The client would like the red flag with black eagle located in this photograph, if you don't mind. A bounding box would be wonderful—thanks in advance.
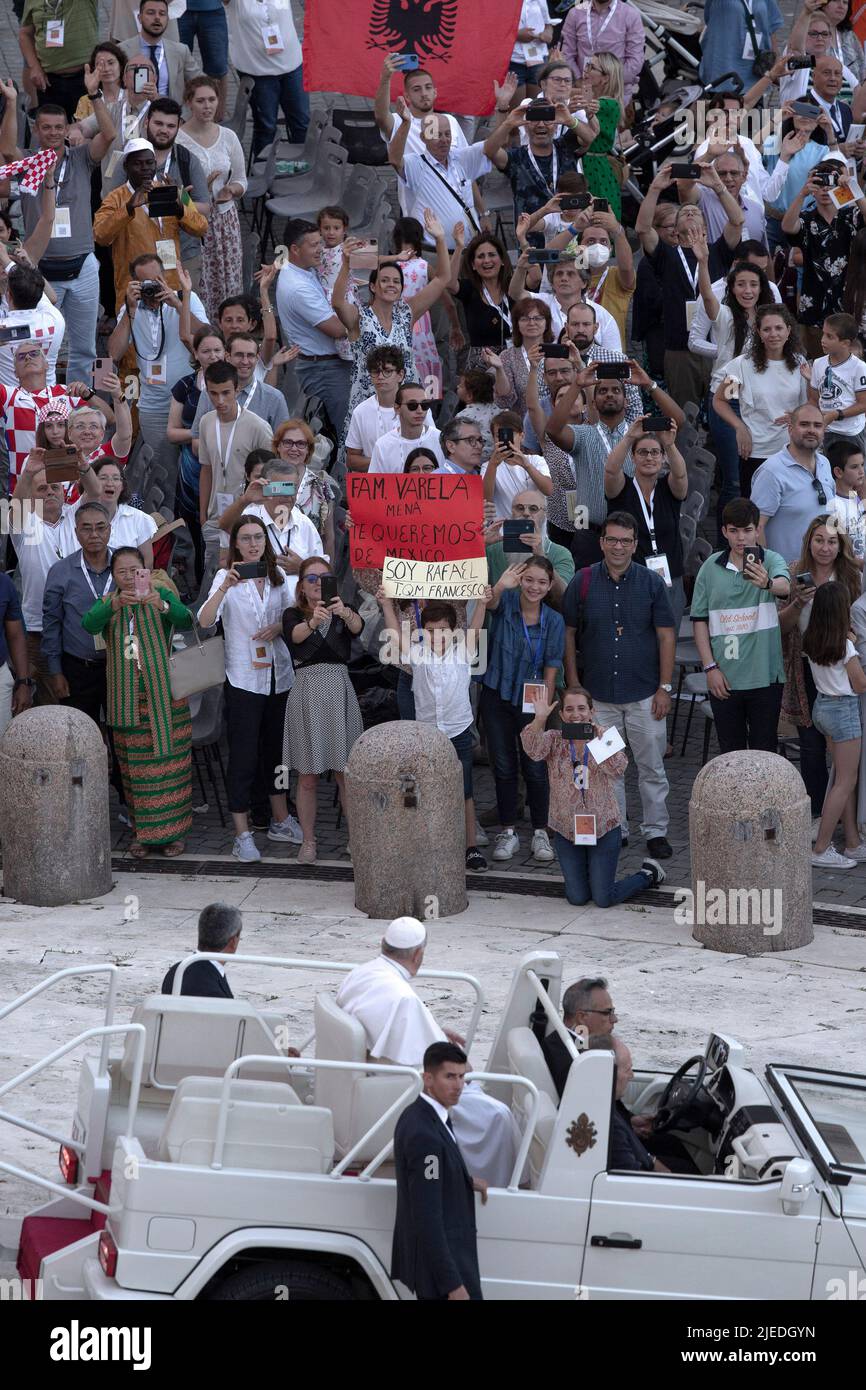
[303,0,525,116]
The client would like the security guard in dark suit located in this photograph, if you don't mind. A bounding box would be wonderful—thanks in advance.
[391,1042,488,1301]
[161,901,242,997]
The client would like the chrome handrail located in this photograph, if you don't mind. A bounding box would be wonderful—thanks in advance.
[0,965,119,1075]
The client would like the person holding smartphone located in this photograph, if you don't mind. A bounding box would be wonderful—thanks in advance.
[482,411,552,519]
[217,456,324,603]
[282,557,364,865]
[81,545,193,859]
[198,515,300,864]
[521,686,664,906]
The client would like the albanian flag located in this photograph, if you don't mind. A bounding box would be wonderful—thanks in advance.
[303,0,525,116]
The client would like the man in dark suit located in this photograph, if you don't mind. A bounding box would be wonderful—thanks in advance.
[161,902,242,997]
[542,976,615,1099]
[588,1034,671,1173]
[391,1042,488,1301]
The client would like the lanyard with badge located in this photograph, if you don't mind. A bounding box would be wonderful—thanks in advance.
[526,145,558,199]
[256,0,285,54]
[150,182,180,273]
[482,285,512,345]
[522,0,547,63]
[677,246,700,329]
[569,740,597,844]
[520,607,547,711]
[45,0,64,48]
[135,300,167,386]
[586,0,617,52]
[635,482,673,586]
[214,406,246,513]
[81,552,113,651]
[591,267,610,303]
[245,572,274,668]
[51,152,72,241]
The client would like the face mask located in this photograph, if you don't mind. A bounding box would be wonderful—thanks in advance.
[583,244,610,269]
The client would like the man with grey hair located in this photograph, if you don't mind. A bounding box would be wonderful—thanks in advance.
[542,976,615,1098]
[161,903,243,997]
[588,1035,670,1173]
[337,916,522,1186]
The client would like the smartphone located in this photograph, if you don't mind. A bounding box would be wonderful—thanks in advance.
[559,194,592,211]
[669,163,702,180]
[5,236,21,255]
[92,357,113,391]
[262,481,296,496]
[791,100,821,119]
[525,102,556,122]
[561,721,595,741]
[743,546,765,567]
[236,560,268,580]
[591,197,610,212]
[528,248,561,264]
[643,415,672,432]
[134,568,150,598]
[42,446,79,482]
[848,123,866,142]
[796,570,814,587]
[595,360,630,380]
[395,53,419,70]
[147,185,180,218]
[787,56,816,70]
[496,426,515,446]
[349,239,378,273]
[502,519,533,553]
[0,323,33,346]
[541,343,570,358]
[320,575,339,606]
[132,65,149,94]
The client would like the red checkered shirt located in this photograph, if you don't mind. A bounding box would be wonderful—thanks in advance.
[0,385,85,493]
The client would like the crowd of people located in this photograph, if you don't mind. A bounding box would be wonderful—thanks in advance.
[4,0,866,884]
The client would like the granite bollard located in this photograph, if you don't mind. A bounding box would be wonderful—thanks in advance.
[0,706,112,906]
[345,721,467,920]
[688,750,812,954]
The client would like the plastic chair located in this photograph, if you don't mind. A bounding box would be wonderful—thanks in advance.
[679,670,709,755]
[225,75,255,142]
[681,490,704,522]
[191,683,228,827]
[669,616,702,749]
[330,108,389,166]
[685,536,712,576]
[263,145,350,257]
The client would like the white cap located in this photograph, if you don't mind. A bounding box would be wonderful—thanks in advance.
[383,916,426,949]
[122,137,155,158]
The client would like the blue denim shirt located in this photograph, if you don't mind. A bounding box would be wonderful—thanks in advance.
[562,561,674,705]
[482,588,564,707]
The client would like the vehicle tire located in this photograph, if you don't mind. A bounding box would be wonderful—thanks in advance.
[209,1259,356,1301]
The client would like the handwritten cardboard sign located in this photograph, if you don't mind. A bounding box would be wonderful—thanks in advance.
[349,472,485,569]
[382,555,488,600]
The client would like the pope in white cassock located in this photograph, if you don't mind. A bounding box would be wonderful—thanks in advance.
[336,917,523,1188]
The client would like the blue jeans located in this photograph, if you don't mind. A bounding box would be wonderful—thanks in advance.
[178,8,228,76]
[48,252,99,385]
[245,66,310,158]
[553,827,649,908]
[295,357,352,446]
[707,395,741,533]
[479,684,549,829]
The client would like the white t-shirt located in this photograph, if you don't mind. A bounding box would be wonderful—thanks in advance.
[809,639,860,697]
[511,0,555,64]
[368,425,445,474]
[481,451,551,519]
[345,396,434,459]
[241,501,325,605]
[0,298,66,388]
[830,493,866,561]
[810,353,866,438]
[723,355,807,459]
[10,503,78,630]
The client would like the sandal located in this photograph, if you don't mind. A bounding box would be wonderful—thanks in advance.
[129,840,150,859]
[162,840,186,858]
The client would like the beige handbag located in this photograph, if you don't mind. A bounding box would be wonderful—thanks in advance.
[168,624,226,700]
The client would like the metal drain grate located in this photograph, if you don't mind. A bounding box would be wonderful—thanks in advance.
[94,857,866,932]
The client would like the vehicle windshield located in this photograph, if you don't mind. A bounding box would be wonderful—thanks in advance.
[788,1076,866,1174]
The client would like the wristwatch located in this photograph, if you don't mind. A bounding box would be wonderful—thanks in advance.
[660,683,672,693]
[13,677,35,689]
[82,387,94,400]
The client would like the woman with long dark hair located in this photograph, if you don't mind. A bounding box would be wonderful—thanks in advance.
[487,296,553,420]
[693,240,775,525]
[803,580,866,868]
[82,546,194,859]
[712,304,807,497]
[333,209,451,417]
[448,230,516,370]
[282,556,365,863]
[198,514,299,864]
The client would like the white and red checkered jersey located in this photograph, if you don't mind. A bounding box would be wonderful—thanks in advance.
[0,385,85,493]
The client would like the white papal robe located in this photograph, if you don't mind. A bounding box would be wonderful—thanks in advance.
[336,955,522,1188]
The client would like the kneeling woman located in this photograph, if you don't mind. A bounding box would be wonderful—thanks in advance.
[521,686,665,906]
[283,557,365,864]
[82,547,194,859]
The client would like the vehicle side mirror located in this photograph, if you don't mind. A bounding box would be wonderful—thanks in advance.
[779,1157,816,1214]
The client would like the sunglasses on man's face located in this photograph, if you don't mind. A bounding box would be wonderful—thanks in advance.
[403,400,427,412]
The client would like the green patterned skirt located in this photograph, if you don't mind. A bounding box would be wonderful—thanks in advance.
[114,697,193,845]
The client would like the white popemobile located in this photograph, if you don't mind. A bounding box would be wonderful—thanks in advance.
[1,950,864,1301]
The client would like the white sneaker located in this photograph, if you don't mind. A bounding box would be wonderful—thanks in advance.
[531,829,555,863]
[232,832,261,863]
[492,829,520,861]
[843,842,866,862]
[810,818,821,844]
[267,814,303,843]
[811,845,857,869]
[475,821,489,847]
